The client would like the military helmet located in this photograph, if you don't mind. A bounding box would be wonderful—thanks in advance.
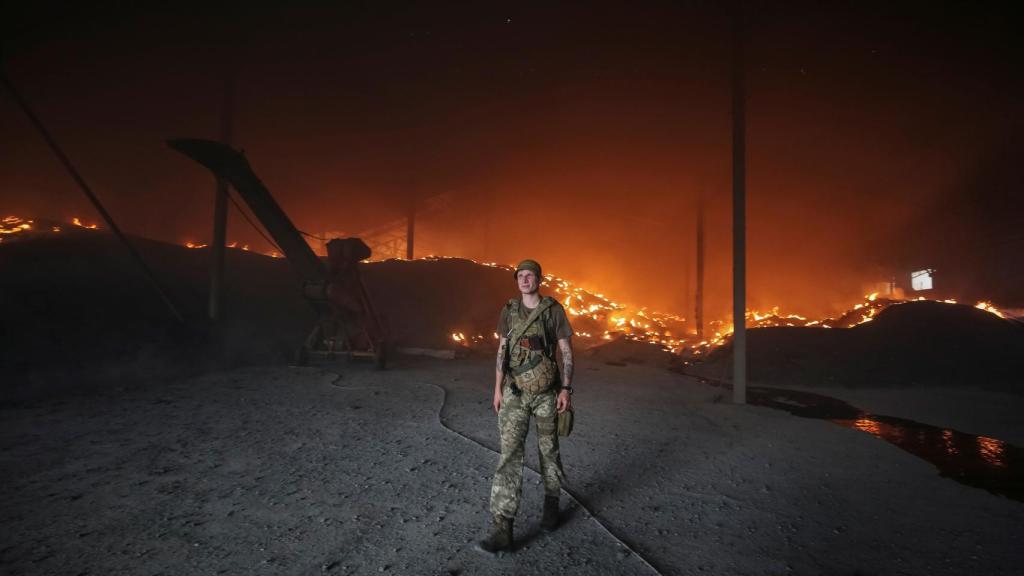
[513,259,542,279]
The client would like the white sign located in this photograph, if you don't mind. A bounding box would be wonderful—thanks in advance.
[911,269,934,291]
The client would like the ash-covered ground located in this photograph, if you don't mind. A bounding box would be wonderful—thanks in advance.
[2,355,1022,575]
[2,234,1023,575]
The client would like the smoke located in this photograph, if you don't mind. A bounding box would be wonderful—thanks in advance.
[2,1,1020,323]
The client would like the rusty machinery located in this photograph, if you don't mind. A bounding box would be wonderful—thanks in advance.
[167,139,388,368]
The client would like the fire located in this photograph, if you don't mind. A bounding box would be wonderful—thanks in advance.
[975,301,1004,318]
[1,216,33,238]
[185,240,282,258]
[1,222,1014,344]
[3,215,102,241]
[71,217,98,229]
[430,255,1013,355]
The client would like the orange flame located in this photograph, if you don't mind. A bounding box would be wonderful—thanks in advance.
[975,301,1005,318]
[71,217,98,229]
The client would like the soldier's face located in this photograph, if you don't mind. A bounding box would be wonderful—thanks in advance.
[517,270,539,294]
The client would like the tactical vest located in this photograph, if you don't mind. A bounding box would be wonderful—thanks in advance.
[505,296,559,394]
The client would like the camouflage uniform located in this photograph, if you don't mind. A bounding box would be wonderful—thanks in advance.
[489,298,572,519]
[490,384,565,518]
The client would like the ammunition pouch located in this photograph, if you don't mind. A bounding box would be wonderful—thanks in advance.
[517,336,545,350]
[557,408,574,437]
[510,352,558,394]
[502,296,558,396]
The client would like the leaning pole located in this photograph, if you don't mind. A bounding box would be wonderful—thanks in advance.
[731,8,747,404]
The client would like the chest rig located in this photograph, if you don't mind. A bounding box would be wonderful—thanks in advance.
[504,296,559,395]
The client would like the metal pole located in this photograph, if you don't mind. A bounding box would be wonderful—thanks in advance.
[682,228,690,332]
[209,74,233,322]
[696,192,705,340]
[1,71,185,324]
[731,7,747,404]
[406,194,416,259]
[482,191,492,261]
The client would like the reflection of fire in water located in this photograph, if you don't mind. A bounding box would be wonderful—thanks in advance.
[852,417,881,436]
[976,436,1007,468]
[942,430,959,456]
[844,416,1009,473]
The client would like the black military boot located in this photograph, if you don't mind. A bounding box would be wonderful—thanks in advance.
[477,515,514,553]
[541,495,559,531]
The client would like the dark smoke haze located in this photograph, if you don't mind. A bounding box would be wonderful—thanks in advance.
[3,1,1021,322]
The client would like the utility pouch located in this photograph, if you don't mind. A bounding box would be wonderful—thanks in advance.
[510,353,558,394]
[505,297,557,395]
[557,408,574,437]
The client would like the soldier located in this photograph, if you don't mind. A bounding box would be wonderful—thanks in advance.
[478,259,574,553]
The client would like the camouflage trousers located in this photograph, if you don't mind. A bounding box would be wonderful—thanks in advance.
[489,385,565,519]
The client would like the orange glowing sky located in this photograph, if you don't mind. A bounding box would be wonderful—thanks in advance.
[2,2,1022,318]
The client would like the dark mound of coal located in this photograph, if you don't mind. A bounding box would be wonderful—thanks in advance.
[362,258,516,350]
[1,235,541,400]
[0,232,315,401]
[690,301,1024,394]
[584,337,674,367]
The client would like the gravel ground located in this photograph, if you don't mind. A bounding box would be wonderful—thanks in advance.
[2,355,1022,575]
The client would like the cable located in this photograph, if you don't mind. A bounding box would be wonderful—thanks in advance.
[225,190,283,254]
[423,379,668,575]
[299,229,329,242]
[316,366,665,573]
[1,71,184,324]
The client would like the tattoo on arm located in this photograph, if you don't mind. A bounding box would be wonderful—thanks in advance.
[558,338,574,386]
[496,338,508,374]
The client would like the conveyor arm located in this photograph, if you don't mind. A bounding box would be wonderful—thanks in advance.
[167,139,327,298]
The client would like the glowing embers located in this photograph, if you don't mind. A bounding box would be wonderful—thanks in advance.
[450,332,488,345]
[2,215,101,242]
[421,255,686,352]
[975,301,1005,319]
[1,216,33,238]
[71,217,99,229]
[396,256,1013,355]
[182,240,283,258]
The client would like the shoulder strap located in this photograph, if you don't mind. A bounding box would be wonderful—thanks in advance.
[507,298,555,345]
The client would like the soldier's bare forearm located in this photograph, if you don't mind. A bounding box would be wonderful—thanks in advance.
[558,338,574,388]
[495,338,508,388]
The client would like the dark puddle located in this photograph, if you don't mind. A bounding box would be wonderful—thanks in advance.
[714,382,1024,501]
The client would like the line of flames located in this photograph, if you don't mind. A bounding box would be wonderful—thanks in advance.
[2,215,97,239]
[3,217,1009,354]
[2,215,283,258]
[183,241,282,258]
[432,256,1011,355]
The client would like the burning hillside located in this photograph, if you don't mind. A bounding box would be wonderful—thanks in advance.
[2,214,1013,365]
[688,300,1024,394]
